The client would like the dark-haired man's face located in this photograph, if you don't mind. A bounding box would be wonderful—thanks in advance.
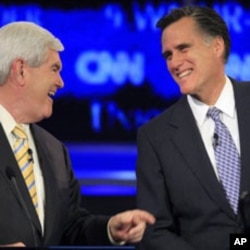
[161,16,225,105]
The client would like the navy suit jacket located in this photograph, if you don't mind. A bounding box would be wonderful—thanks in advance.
[136,79,250,250]
[0,124,111,247]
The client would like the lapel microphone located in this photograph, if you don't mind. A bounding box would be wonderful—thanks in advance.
[5,166,38,247]
[213,133,220,148]
[28,148,34,162]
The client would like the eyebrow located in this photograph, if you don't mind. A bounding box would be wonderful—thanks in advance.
[162,42,192,58]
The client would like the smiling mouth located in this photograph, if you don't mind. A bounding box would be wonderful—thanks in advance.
[48,91,55,98]
[177,69,192,79]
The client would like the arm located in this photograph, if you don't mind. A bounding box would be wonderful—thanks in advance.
[61,144,155,245]
[59,144,112,245]
[136,128,195,250]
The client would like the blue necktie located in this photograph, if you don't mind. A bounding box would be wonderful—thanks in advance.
[207,107,241,214]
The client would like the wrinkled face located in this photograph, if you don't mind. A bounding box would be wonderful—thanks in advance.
[161,17,224,101]
[23,49,64,122]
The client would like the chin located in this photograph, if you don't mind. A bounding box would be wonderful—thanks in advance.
[44,113,53,119]
[45,107,53,117]
[40,111,53,121]
[180,88,191,95]
[179,83,195,95]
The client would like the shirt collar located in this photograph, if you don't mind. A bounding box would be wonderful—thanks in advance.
[0,104,30,136]
[187,76,235,126]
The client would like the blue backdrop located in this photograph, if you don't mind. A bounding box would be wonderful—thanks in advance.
[1,1,249,195]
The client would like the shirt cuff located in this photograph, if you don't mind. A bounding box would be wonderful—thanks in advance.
[107,218,126,245]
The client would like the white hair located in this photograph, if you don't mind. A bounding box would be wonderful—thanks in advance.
[0,21,64,84]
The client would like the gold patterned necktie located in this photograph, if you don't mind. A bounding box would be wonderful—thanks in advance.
[12,124,39,215]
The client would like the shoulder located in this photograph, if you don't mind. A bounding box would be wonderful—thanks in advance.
[231,77,250,98]
[231,77,250,89]
[138,95,188,134]
[31,123,64,148]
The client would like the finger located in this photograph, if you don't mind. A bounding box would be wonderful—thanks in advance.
[136,210,155,224]
[127,220,145,236]
[126,227,145,243]
[1,242,26,247]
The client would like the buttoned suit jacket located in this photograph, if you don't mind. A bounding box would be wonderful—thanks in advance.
[136,79,250,250]
[0,124,110,247]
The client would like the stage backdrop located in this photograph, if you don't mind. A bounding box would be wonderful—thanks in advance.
[0,1,249,195]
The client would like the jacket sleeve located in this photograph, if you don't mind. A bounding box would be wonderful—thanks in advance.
[59,144,112,246]
[136,128,195,250]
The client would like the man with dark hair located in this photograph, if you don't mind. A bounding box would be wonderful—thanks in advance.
[136,5,250,250]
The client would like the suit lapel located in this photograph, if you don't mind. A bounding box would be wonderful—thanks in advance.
[169,97,235,219]
[0,124,42,233]
[0,123,19,175]
[31,125,60,242]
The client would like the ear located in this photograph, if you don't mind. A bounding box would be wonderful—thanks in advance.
[213,36,225,59]
[11,58,25,86]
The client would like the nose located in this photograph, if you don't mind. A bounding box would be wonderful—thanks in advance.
[56,75,64,89]
[168,52,183,72]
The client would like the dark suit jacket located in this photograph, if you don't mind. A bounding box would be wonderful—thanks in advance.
[136,79,250,250]
[0,124,111,247]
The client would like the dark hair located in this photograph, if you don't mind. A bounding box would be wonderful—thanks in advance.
[156,6,231,62]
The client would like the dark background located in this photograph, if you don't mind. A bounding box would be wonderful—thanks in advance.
[1,0,249,214]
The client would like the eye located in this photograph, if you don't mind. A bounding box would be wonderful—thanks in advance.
[52,65,60,72]
[163,51,172,61]
[181,47,188,53]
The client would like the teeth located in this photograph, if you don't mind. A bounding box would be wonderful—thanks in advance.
[48,91,55,97]
[178,69,192,78]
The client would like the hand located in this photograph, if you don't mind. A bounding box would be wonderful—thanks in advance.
[108,209,155,243]
[0,242,25,247]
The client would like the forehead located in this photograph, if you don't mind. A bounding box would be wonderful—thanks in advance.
[161,17,200,48]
